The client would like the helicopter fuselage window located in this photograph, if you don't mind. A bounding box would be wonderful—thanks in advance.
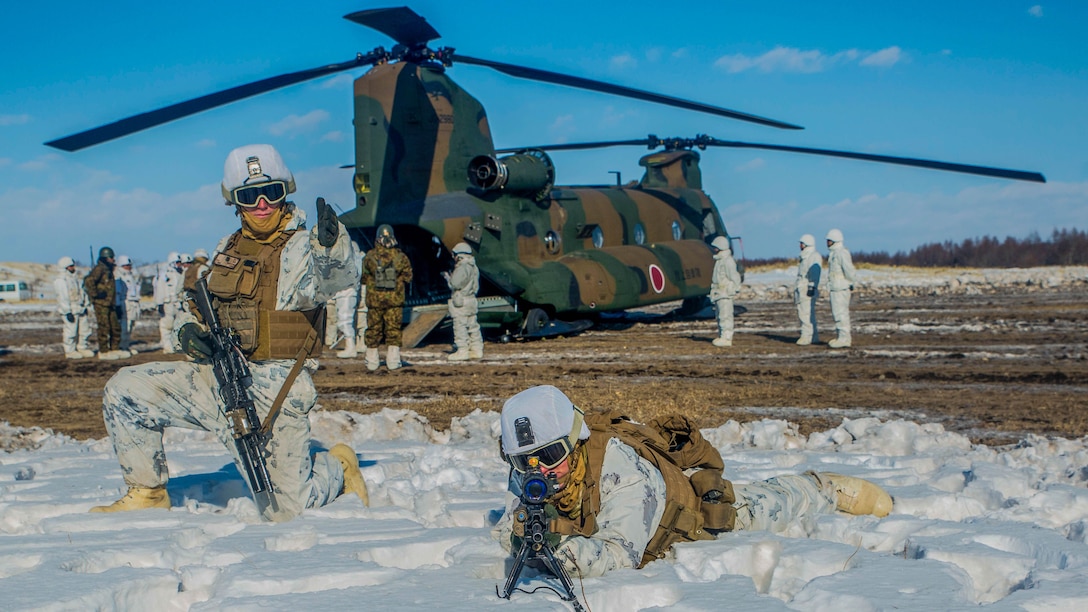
[544,230,561,255]
[591,226,604,249]
[634,223,646,245]
[671,220,683,241]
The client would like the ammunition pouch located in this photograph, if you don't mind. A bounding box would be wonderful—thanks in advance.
[375,263,397,291]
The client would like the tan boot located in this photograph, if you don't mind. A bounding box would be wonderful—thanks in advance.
[78,348,96,358]
[712,336,732,347]
[329,444,369,506]
[89,486,171,513]
[447,349,470,361]
[812,472,892,517]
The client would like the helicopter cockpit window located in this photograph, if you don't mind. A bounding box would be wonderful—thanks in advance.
[591,226,604,249]
[544,230,561,255]
[671,220,683,241]
[634,223,646,245]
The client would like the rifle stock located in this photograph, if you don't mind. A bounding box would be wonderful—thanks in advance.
[189,279,277,510]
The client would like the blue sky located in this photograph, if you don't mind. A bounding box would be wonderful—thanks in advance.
[2,1,1085,264]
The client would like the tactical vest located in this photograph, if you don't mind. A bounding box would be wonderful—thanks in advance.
[550,412,736,567]
[204,230,324,360]
[374,261,398,291]
[183,258,208,293]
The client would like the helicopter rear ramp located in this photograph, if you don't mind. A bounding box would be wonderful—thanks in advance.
[401,305,449,349]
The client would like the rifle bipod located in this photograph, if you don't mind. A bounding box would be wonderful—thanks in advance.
[497,538,585,611]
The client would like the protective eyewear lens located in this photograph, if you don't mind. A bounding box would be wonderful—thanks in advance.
[232,181,287,207]
[508,438,572,473]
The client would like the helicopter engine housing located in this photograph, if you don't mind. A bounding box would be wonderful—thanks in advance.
[468,150,554,200]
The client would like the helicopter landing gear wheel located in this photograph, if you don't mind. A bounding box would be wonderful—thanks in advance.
[523,308,550,335]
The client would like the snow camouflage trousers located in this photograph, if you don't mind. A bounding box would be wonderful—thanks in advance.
[830,289,852,340]
[732,473,836,533]
[101,359,344,522]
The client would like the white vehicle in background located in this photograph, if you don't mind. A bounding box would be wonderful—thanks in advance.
[0,280,32,302]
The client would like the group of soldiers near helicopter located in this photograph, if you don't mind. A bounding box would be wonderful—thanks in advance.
[55,226,485,368]
[58,227,855,362]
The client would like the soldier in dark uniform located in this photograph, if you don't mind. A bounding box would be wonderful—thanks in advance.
[361,224,413,371]
[84,246,127,360]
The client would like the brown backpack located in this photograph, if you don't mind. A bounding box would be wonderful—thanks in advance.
[577,412,736,566]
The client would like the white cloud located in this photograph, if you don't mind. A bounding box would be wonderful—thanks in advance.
[17,153,61,172]
[610,53,637,71]
[860,46,903,68]
[318,73,355,90]
[195,138,217,148]
[0,158,11,167]
[715,46,903,73]
[267,110,330,137]
[320,131,345,143]
[0,114,31,126]
[671,48,690,60]
[1028,5,1043,18]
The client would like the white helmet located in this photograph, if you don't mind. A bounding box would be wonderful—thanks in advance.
[179,253,194,264]
[58,256,75,268]
[167,251,180,264]
[452,242,473,256]
[500,385,591,458]
[193,248,209,260]
[826,228,844,243]
[800,234,816,247]
[221,144,296,205]
[710,236,730,253]
[116,255,132,266]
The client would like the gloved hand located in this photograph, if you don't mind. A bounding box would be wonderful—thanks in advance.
[158,304,165,316]
[95,291,107,300]
[849,284,855,291]
[806,285,815,298]
[316,197,339,248]
[509,503,560,551]
[177,323,213,359]
[65,313,75,323]
[115,305,125,319]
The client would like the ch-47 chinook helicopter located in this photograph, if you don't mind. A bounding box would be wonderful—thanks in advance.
[47,7,1045,344]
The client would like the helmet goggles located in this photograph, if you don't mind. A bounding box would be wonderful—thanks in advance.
[504,405,585,473]
[231,181,288,207]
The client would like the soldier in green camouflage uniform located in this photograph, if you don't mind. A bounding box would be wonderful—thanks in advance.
[84,246,127,360]
[361,224,412,370]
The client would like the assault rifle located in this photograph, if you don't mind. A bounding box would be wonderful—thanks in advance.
[189,278,277,513]
[498,466,585,611]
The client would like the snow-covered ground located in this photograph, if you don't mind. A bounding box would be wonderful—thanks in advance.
[3,408,1088,610]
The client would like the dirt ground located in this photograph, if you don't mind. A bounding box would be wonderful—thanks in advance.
[2,284,1086,447]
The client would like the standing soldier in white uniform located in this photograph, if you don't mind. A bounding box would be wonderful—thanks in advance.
[794,234,823,345]
[115,255,142,355]
[825,228,857,348]
[709,236,742,347]
[443,242,483,361]
[154,252,185,353]
[54,256,95,359]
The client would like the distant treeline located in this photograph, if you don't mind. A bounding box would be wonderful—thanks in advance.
[744,229,1088,268]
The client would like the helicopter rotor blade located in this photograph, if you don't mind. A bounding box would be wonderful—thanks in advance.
[506,135,1046,183]
[343,7,440,47]
[452,54,803,131]
[45,52,387,152]
[703,137,1046,183]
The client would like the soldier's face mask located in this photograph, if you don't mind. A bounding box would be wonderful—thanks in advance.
[231,181,288,208]
[504,405,585,473]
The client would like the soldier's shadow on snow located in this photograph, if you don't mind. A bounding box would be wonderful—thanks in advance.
[167,464,250,507]
[756,332,806,345]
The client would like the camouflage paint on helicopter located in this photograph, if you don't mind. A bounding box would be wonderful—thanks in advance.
[338,55,725,320]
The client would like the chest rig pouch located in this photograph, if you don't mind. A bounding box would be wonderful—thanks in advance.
[206,231,324,360]
[374,261,398,291]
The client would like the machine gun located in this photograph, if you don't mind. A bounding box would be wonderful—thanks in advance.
[189,278,277,513]
[497,462,585,611]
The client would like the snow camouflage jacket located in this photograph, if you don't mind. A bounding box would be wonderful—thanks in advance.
[446,254,479,315]
[361,243,412,309]
[154,265,184,308]
[827,242,856,291]
[796,245,823,295]
[496,413,735,577]
[54,269,90,316]
[709,250,742,301]
[175,206,358,358]
[83,261,116,306]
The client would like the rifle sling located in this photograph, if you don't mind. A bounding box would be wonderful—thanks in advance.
[259,308,325,436]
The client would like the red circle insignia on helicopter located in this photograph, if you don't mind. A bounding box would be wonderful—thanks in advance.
[648,264,666,294]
